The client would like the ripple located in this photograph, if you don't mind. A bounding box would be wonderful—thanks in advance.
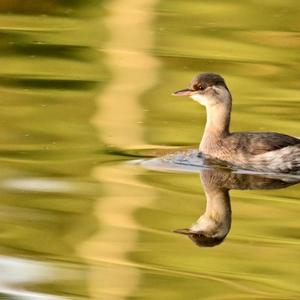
[0,75,98,90]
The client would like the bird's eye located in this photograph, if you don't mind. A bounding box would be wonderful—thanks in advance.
[192,84,206,91]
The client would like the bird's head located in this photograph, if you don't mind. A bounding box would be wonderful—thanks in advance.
[172,73,231,107]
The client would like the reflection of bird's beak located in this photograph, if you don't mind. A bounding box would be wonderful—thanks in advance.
[172,88,194,96]
[174,228,192,235]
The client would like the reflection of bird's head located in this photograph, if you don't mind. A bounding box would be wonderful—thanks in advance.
[174,228,226,247]
[174,184,231,248]
[173,168,300,248]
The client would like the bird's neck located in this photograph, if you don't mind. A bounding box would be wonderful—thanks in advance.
[205,102,231,136]
[200,102,231,152]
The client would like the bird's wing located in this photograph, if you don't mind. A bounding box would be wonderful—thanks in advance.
[226,132,300,155]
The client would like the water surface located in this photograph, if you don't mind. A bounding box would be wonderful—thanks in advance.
[0,0,299,299]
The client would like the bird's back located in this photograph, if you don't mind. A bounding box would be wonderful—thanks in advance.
[200,132,300,173]
[224,132,300,156]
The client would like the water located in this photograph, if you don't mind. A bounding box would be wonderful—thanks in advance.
[0,0,299,299]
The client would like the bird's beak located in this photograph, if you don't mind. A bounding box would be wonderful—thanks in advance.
[172,88,194,96]
[174,228,192,235]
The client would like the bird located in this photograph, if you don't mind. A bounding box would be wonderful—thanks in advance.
[172,73,300,174]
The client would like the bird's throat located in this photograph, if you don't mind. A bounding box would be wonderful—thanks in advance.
[200,104,231,152]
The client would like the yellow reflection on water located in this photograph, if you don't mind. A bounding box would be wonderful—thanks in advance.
[92,0,160,149]
[87,0,160,299]
[83,164,153,299]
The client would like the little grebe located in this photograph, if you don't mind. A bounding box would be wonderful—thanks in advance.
[173,73,300,173]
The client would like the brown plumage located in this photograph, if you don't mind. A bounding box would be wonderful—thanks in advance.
[221,132,300,155]
[173,73,300,173]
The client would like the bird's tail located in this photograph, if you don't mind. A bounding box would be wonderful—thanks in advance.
[243,144,300,174]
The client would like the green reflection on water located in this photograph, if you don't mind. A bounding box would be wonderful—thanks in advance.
[0,0,299,299]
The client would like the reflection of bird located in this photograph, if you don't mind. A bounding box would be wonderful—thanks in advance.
[174,168,300,247]
[173,73,300,174]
